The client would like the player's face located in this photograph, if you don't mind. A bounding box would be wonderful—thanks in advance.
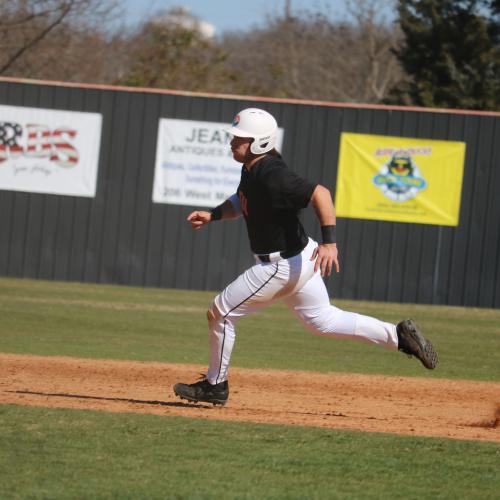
[230,136,253,163]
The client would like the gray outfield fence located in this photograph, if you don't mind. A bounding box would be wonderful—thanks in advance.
[0,77,499,308]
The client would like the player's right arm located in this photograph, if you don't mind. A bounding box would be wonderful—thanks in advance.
[309,184,340,276]
[187,194,242,230]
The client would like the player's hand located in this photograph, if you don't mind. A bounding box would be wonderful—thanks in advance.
[187,210,212,230]
[311,243,340,277]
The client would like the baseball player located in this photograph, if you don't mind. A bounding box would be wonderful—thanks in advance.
[174,108,438,406]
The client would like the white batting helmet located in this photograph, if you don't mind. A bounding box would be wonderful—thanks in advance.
[225,108,278,155]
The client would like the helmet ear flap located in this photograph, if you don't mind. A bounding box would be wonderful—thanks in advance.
[249,133,276,155]
[249,138,258,155]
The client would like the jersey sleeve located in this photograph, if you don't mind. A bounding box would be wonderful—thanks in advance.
[260,164,317,210]
[227,193,242,215]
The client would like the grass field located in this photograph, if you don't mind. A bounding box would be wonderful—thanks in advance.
[1,405,499,499]
[1,277,499,498]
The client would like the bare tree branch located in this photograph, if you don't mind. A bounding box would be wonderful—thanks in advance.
[0,0,122,78]
[0,1,73,73]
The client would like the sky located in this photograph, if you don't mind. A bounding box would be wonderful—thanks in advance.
[120,0,354,35]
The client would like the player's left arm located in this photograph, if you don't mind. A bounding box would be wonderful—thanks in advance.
[310,184,340,276]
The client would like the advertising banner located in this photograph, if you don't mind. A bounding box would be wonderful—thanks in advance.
[152,118,284,207]
[335,133,466,226]
[0,105,102,197]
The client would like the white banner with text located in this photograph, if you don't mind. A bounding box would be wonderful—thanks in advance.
[152,118,284,207]
[0,105,102,197]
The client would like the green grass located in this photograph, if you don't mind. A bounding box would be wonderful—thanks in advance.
[1,277,499,499]
[0,277,498,381]
[0,405,499,500]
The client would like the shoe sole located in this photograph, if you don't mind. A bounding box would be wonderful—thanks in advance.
[402,320,438,369]
[173,388,227,406]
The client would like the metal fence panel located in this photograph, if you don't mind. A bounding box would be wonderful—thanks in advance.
[1,79,499,307]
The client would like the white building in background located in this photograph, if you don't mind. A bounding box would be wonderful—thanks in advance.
[157,6,215,38]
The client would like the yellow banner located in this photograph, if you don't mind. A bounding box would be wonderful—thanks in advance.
[335,133,466,226]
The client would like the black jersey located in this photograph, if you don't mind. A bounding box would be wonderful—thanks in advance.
[236,155,317,255]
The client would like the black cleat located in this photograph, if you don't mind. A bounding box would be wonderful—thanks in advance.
[173,378,229,406]
[397,319,438,369]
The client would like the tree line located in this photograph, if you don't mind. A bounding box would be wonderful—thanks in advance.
[1,0,499,110]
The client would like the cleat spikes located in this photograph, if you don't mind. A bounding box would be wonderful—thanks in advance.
[397,319,438,369]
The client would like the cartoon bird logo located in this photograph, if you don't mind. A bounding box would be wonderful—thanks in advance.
[373,155,426,201]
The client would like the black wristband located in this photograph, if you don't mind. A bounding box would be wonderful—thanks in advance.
[210,206,223,221]
[321,225,336,244]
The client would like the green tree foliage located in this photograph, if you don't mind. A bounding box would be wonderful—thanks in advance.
[388,0,500,110]
[117,14,231,92]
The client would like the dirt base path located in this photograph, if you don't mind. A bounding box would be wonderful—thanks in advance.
[1,354,499,442]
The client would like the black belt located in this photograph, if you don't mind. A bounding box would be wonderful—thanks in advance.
[257,248,303,263]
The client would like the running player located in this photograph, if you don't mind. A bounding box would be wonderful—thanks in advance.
[173,108,438,406]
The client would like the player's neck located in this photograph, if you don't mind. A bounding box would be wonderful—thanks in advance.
[244,154,266,170]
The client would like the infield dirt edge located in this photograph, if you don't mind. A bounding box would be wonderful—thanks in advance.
[1,353,499,442]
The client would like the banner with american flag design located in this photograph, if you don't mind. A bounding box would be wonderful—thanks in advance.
[0,105,102,197]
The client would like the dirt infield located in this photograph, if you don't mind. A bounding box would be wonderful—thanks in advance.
[1,353,498,442]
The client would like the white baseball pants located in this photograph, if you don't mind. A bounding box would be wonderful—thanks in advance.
[206,238,398,384]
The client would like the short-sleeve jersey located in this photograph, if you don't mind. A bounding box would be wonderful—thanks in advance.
[236,155,317,255]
